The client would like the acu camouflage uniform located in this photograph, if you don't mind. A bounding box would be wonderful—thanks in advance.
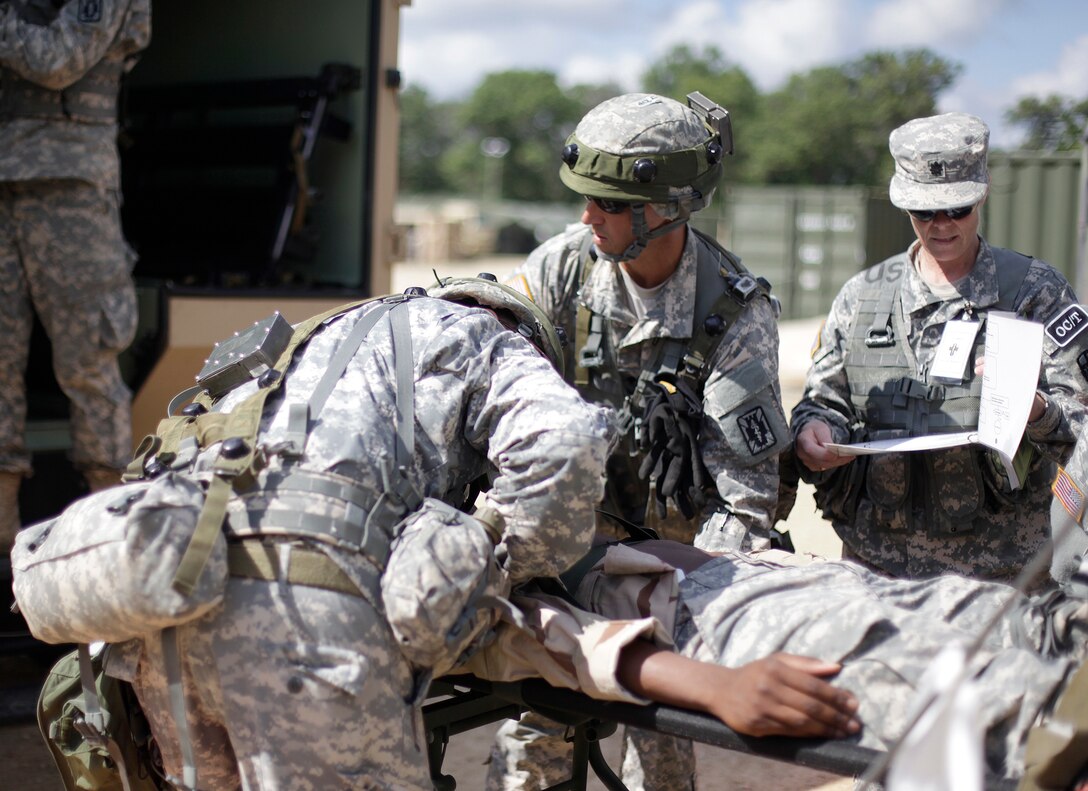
[792,112,1087,583]
[791,236,1086,582]
[492,92,788,791]
[474,539,1088,781]
[108,296,611,791]
[0,0,149,484]
[510,224,787,552]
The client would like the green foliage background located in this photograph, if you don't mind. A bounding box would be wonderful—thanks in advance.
[398,45,1087,202]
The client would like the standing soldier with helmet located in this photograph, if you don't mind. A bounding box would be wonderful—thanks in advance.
[493,91,789,791]
[0,0,151,553]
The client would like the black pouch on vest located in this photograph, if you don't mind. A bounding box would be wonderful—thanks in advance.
[923,445,984,536]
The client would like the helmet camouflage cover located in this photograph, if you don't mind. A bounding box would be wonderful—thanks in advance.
[427,275,566,372]
[559,92,727,207]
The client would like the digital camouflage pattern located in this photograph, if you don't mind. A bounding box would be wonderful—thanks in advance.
[1051,426,1088,591]
[118,296,612,790]
[510,223,787,551]
[474,541,1088,781]
[791,237,1087,581]
[0,0,151,187]
[0,0,149,478]
[0,182,137,475]
[888,113,990,211]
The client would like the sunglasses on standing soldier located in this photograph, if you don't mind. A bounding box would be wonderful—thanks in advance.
[906,204,977,222]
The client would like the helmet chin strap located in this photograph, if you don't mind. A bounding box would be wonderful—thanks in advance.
[595,204,690,263]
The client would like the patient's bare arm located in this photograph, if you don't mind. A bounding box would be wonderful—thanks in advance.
[616,641,861,739]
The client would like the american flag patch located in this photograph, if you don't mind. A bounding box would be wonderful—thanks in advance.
[1053,466,1085,524]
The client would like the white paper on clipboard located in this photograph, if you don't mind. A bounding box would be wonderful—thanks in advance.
[826,313,1043,489]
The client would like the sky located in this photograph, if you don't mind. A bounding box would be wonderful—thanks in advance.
[398,0,1088,148]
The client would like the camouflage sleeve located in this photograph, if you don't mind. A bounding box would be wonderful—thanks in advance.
[0,0,147,89]
[1015,262,1088,462]
[458,312,611,582]
[456,590,667,705]
[789,276,863,442]
[694,295,789,550]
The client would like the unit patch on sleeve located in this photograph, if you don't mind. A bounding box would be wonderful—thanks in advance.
[737,406,777,456]
[1044,304,1088,348]
[78,0,103,23]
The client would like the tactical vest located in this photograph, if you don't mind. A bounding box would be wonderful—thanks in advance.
[571,227,773,530]
[126,294,425,603]
[0,58,125,124]
[829,246,1033,538]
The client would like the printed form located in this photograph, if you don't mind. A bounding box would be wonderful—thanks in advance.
[826,312,1043,489]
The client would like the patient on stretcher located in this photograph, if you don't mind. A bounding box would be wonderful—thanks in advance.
[458,540,1088,785]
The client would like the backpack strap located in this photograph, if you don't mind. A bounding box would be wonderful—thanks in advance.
[72,644,140,791]
[170,296,389,597]
[573,232,601,387]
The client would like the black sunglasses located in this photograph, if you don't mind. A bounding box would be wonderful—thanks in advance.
[584,195,631,214]
[907,204,976,222]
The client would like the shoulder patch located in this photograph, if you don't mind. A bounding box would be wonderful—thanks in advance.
[1053,466,1085,525]
[736,406,777,456]
[1044,304,1088,348]
[78,0,102,23]
[810,319,825,359]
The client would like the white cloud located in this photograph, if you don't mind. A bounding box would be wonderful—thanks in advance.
[866,0,1007,49]
[1009,33,1088,100]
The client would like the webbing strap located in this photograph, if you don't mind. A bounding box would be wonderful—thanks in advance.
[75,645,135,791]
[308,300,400,423]
[167,298,378,595]
[172,474,232,596]
[390,300,416,472]
[162,627,198,791]
[573,232,600,387]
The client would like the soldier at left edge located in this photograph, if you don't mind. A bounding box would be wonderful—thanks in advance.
[0,0,152,553]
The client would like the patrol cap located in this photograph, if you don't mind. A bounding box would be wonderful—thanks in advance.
[428,275,565,372]
[888,112,990,211]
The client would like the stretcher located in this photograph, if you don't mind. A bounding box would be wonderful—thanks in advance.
[423,673,1021,791]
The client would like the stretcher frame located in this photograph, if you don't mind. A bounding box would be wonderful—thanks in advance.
[423,673,1021,791]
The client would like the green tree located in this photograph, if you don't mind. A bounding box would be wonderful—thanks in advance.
[397,85,457,194]
[443,70,585,202]
[1006,95,1088,151]
[744,49,959,185]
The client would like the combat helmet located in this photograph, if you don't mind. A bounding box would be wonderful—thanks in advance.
[428,274,566,372]
[559,91,733,261]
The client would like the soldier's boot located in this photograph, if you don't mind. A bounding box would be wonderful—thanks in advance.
[83,467,123,494]
[0,472,22,555]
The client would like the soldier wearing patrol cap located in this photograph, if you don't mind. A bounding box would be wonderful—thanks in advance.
[492,92,789,791]
[793,112,1088,584]
[0,0,152,552]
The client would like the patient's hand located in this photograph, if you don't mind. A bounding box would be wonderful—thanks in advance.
[705,653,860,739]
[617,642,860,740]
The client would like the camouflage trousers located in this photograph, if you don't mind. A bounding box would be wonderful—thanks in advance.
[486,712,696,791]
[129,575,432,791]
[0,179,136,475]
[675,553,1088,779]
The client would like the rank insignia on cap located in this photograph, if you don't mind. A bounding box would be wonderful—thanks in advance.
[737,406,776,456]
[1044,304,1088,348]
[1053,466,1085,525]
[78,0,103,22]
